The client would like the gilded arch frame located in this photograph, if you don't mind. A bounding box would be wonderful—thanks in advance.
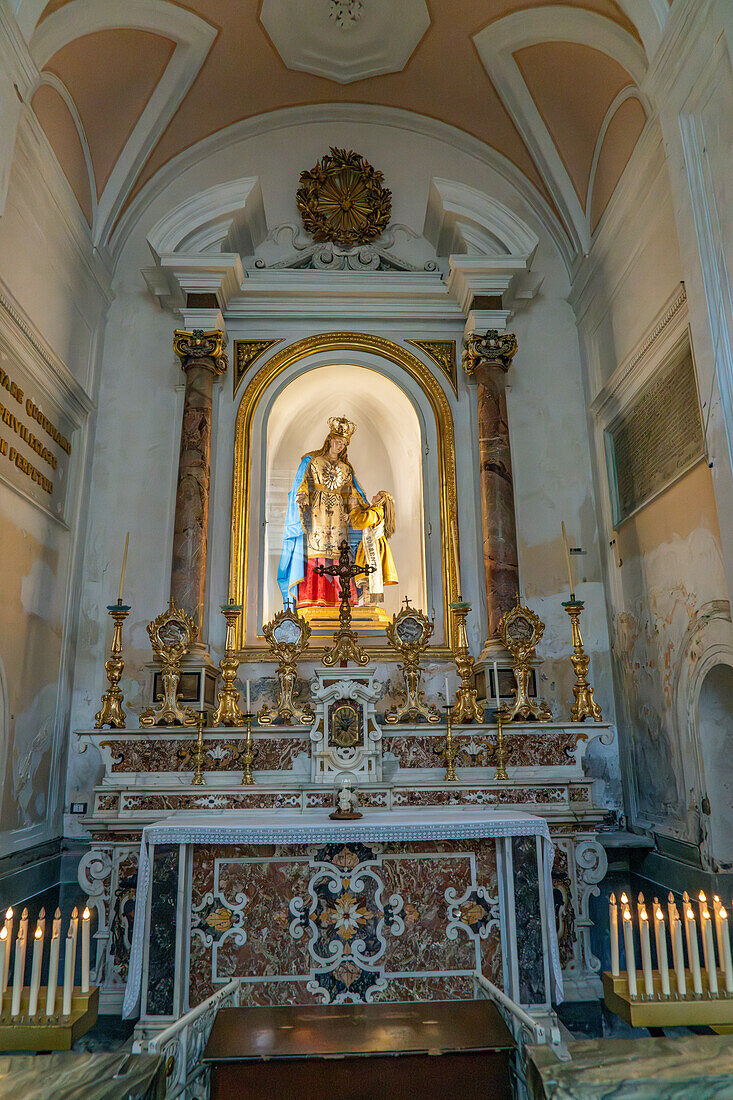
[230,332,461,655]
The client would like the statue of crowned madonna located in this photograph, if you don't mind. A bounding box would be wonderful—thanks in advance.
[277,415,398,618]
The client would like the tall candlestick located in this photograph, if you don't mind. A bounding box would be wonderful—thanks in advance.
[639,906,654,997]
[609,893,620,977]
[719,906,733,994]
[62,935,74,1016]
[622,908,637,997]
[0,928,7,1009]
[654,903,670,996]
[118,532,130,602]
[686,907,703,994]
[28,926,43,1016]
[11,933,23,1017]
[2,909,11,992]
[81,906,91,994]
[703,909,718,995]
[246,679,251,713]
[672,916,686,996]
[45,909,61,1017]
[561,521,575,598]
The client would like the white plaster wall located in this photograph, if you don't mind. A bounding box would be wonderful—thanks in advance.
[65,112,620,817]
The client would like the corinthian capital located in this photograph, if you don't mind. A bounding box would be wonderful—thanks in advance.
[462,330,518,377]
[173,329,228,375]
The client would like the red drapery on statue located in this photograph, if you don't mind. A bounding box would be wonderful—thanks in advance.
[296,557,358,609]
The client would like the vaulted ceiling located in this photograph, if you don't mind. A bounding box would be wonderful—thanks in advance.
[20,0,665,257]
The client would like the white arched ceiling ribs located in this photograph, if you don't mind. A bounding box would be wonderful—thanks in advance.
[473,5,648,258]
[35,71,98,223]
[29,0,217,248]
[614,0,668,58]
[586,85,648,230]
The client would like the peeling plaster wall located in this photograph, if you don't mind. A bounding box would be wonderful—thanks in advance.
[66,116,620,819]
[572,122,732,849]
[0,114,110,857]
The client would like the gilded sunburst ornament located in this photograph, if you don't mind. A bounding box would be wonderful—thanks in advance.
[297,148,392,248]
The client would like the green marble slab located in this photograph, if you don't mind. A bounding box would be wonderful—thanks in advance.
[0,1052,164,1100]
[527,1034,733,1099]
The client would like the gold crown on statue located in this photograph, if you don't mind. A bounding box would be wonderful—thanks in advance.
[328,415,356,441]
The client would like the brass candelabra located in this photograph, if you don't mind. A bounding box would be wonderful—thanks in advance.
[449,602,484,724]
[563,599,603,722]
[191,712,207,785]
[211,600,245,727]
[492,713,510,780]
[440,706,459,782]
[94,601,130,729]
[241,714,256,785]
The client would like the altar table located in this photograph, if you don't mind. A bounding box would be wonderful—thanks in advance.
[124,808,562,1024]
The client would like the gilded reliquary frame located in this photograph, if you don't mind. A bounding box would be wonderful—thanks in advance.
[229,332,461,656]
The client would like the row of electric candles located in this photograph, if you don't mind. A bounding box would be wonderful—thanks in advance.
[0,905,91,1018]
[610,890,733,998]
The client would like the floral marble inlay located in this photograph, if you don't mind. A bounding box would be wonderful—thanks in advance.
[383,731,582,769]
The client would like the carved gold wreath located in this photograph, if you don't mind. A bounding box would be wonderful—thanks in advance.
[297,148,392,248]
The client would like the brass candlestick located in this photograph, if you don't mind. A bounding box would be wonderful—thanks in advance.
[563,600,603,722]
[384,601,440,724]
[191,712,207,785]
[211,600,245,726]
[241,714,256,785]
[258,606,313,726]
[449,602,484,724]
[441,706,459,782]
[94,601,130,729]
[493,713,509,780]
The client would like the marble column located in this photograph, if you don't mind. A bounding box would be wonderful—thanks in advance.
[463,330,520,651]
[170,329,228,640]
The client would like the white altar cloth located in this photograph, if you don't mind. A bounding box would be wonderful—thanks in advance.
[123,808,560,1017]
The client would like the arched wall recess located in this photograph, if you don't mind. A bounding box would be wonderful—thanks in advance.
[473,6,648,256]
[29,0,216,247]
[586,86,648,231]
[230,333,460,655]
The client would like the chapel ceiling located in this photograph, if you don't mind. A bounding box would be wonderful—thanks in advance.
[22,0,660,257]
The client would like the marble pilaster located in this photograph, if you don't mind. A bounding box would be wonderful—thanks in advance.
[463,330,520,652]
[170,329,228,641]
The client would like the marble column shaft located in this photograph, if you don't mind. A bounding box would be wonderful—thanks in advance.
[463,330,520,646]
[170,330,228,639]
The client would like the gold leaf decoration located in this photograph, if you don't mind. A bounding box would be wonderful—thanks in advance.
[297,148,392,248]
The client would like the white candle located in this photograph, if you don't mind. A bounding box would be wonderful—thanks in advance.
[609,893,619,977]
[492,661,501,710]
[686,907,703,994]
[719,906,733,994]
[17,908,28,990]
[81,907,91,994]
[682,892,693,962]
[622,908,637,997]
[62,935,74,1016]
[118,531,129,602]
[444,675,450,707]
[639,906,654,997]
[0,928,7,1009]
[703,910,718,995]
[246,679,251,712]
[667,892,677,934]
[700,897,713,975]
[11,934,23,1017]
[654,904,670,996]
[2,909,11,992]
[45,909,61,1017]
[699,890,708,926]
[673,917,686,996]
[28,926,43,1016]
[714,896,725,970]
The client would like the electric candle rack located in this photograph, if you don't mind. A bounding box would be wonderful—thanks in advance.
[604,888,733,1028]
[0,902,98,1051]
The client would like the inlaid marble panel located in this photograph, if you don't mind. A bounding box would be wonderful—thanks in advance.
[383,731,583,769]
[512,835,545,1005]
[145,845,179,1016]
[103,736,309,773]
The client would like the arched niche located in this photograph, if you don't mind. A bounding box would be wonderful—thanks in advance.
[697,663,733,870]
[230,333,460,654]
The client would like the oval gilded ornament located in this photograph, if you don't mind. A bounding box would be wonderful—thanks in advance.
[297,147,392,247]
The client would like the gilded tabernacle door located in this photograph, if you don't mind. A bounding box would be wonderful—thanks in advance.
[230,333,460,655]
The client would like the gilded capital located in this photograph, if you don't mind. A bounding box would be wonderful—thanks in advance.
[462,330,518,377]
[173,329,228,375]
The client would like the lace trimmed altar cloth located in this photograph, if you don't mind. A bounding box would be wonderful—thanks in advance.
[123,808,562,1018]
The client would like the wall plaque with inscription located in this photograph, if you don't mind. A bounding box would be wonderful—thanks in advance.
[609,335,704,524]
[0,356,74,520]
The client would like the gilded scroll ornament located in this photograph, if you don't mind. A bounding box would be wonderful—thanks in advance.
[384,599,440,724]
[407,340,457,393]
[496,601,552,722]
[258,606,314,726]
[462,330,518,377]
[139,602,199,727]
[173,329,228,375]
[233,340,281,397]
[297,148,392,247]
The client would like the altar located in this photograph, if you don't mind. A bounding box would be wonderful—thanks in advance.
[123,808,561,1027]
